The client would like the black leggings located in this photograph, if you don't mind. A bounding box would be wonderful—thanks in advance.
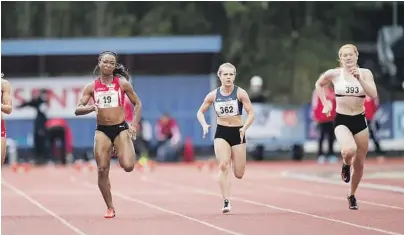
[317,121,335,157]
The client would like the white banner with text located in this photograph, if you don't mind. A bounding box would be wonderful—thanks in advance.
[5,76,96,119]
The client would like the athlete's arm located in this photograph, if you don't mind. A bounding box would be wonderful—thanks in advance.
[74,83,96,116]
[358,69,378,99]
[196,91,215,127]
[121,80,142,125]
[1,80,12,114]
[238,88,255,130]
[315,69,336,106]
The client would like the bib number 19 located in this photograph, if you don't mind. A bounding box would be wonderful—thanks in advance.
[103,96,112,104]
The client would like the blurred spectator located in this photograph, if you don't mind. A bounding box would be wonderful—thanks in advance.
[311,84,337,164]
[155,113,182,162]
[364,96,384,155]
[135,117,152,159]
[17,89,49,165]
[45,118,73,165]
[249,76,268,103]
[123,97,152,159]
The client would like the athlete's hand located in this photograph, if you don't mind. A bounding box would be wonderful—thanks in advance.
[89,104,98,114]
[349,67,360,79]
[322,100,332,117]
[202,124,211,139]
[128,123,137,140]
[239,127,246,144]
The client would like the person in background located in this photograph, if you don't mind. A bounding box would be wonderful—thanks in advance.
[249,76,268,103]
[17,89,49,165]
[45,118,73,165]
[135,117,152,159]
[155,113,182,162]
[122,81,152,161]
[364,95,384,155]
[311,83,337,164]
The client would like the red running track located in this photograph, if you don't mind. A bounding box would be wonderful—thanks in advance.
[2,158,404,235]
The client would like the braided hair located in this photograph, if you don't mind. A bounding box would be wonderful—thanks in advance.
[93,51,130,81]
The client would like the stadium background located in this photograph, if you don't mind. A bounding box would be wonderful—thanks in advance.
[1,2,404,163]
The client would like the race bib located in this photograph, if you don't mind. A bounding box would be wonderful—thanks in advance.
[95,90,119,108]
[215,100,238,117]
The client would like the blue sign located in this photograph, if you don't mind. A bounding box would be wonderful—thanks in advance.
[304,104,318,141]
[244,104,306,152]
[372,103,393,140]
[393,101,404,139]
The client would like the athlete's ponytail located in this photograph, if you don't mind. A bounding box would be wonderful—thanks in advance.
[113,63,130,81]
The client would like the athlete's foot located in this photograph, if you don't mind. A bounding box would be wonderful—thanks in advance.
[104,208,116,218]
[347,195,358,210]
[341,163,351,183]
[222,199,231,213]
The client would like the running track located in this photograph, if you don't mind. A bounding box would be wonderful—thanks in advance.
[2,158,404,235]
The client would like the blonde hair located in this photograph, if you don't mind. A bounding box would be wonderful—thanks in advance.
[338,44,359,67]
[217,62,237,77]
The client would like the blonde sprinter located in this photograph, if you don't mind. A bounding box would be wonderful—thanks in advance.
[315,44,378,210]
[197,63,254,213]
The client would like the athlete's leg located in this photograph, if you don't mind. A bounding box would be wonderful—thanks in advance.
[1,137,6,166]
[214,138,232,200]
[334,125,356,183]
[94,131,114,214]
[230,143,246,179]
[113,130,136,172]
[350,128,369,196]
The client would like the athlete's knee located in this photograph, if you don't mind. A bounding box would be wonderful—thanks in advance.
[123,163,134,172]
[97,166,109,177]
[341,146,357,159]
[234,170,244,179]
[219,160,231,172]
[352,155,365,171]
[119,153,135,172]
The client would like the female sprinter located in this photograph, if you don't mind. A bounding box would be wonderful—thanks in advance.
[196,62,255,213]
[315,44,378,210]
[1,73,13,165]
[75,51,142,218]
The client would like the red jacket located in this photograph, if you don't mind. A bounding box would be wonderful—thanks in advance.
[364,96,378,120]
[45,118,73,153]
[311,87,336,123]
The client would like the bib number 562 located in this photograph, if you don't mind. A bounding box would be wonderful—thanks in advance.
[220,106,233,114]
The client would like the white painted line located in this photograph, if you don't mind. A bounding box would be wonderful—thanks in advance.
[2,180,88,235]
[282,171,404,194]
[244,182,404,210]
[72,177,245,235]
[141,177,404,235]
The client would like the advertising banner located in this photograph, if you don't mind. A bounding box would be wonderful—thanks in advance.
[372,103,393,140]
[244,103,306,151]
[5,77,96,120]
[393,101,404,139]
